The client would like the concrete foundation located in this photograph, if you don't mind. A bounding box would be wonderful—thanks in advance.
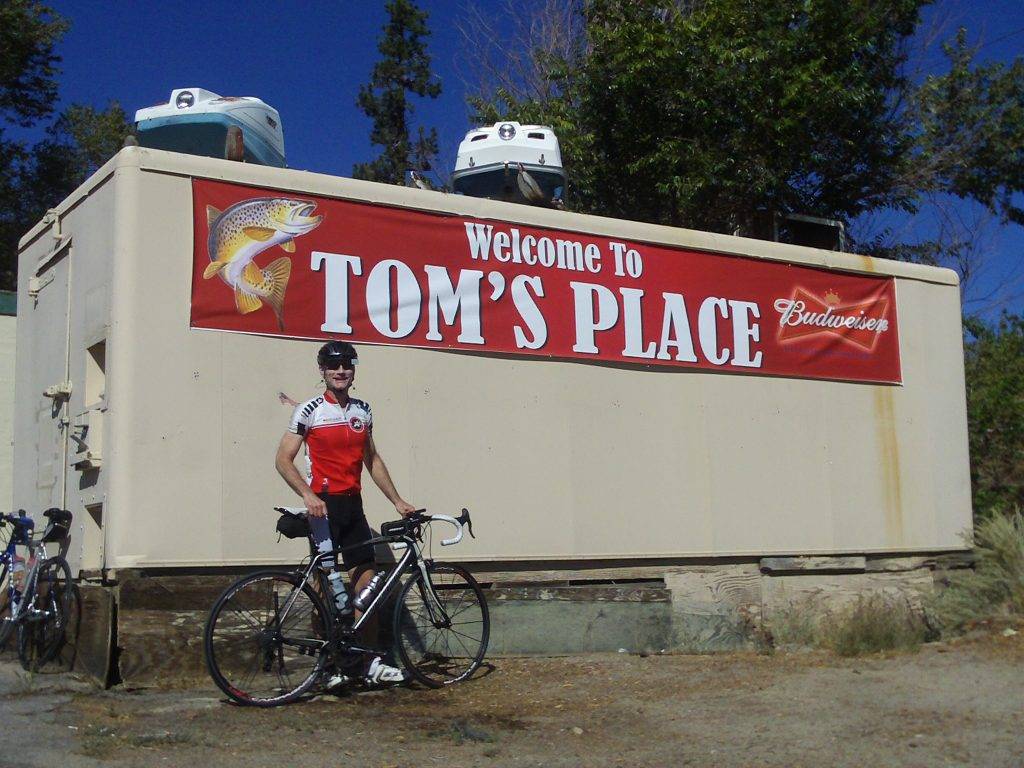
[489,584,673,655]
[49,552,969,687]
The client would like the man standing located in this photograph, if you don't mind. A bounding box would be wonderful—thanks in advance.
[276,340,414,684]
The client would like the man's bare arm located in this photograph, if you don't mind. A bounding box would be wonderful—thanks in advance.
[275,432,326,517]
[363,433,415,517]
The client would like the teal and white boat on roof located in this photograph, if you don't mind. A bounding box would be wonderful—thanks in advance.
[452,122,566,207]
[134,88,286,168]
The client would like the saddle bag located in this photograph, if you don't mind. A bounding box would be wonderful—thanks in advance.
[41,508,72,543]
[276,513,310,539]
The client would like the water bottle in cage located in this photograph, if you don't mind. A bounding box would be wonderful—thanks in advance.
[352,572,385,611]
[327,571,352,616]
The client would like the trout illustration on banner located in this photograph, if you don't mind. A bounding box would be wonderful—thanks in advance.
[203,198,323,330]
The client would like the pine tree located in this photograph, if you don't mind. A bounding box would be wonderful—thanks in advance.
[0,4,132,290]
[0,0,68,289]
[353,0,441,184]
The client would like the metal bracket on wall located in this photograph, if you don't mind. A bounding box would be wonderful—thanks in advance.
[70,408,104,470]
[27,270,55,298]
[71,450,102,471]
[43,208,61,240]
[43,381,73,399]
[32,234,72,285]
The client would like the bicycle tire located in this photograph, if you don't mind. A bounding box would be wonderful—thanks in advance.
[0,518,13,650]
[393,563,489,688]
[17,556,72,671]
[204,570,330,707]
[0,563,12,650]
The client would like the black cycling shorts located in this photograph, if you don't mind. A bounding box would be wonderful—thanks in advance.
[319,493,375,570]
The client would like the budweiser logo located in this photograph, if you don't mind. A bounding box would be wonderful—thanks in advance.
[773,288,890,351]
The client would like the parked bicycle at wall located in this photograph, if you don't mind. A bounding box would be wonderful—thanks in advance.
[0,508,74,670]
[203,508,489,707]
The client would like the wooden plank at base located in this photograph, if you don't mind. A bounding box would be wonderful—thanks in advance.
[117,608,209,687]
[759,556,867,573]
[63,584,113,685]
[468,565,672,584]
[115,574,241,687]
[663,564,763,652]
[489,585,671,603]
[865,556,930,572]
[118,574,241,610]
[761,569,935,623]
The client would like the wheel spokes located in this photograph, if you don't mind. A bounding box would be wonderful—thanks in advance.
[207,575,325,704]
[396,566,488,686]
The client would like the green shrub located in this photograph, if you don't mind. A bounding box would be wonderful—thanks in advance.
[964,316,1024,516]
[930,510,1024,631]
[769,593,926,655]
[821,594,927,656]
[768,598,822,648]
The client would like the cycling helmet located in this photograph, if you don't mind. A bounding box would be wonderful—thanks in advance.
[317,340,358,367]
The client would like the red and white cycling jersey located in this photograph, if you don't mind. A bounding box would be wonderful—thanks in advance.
[289,392,372,494]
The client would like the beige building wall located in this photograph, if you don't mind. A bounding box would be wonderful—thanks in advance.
[15,149,973,573]
[0,313,15,510]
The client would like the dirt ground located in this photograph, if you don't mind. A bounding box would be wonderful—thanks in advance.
[1,629,1022,768]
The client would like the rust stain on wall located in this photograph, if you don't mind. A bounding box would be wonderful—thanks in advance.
[874,388,904,545]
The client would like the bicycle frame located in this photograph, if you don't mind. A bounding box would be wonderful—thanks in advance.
[13,545,53,623]
[2,524,50,622]
[286,525,451,651]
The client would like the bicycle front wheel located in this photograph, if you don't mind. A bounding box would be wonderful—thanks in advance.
[17,556,72,671]
[393,563,489,688]
[204,570,329,707]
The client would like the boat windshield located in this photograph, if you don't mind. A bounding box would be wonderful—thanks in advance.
[453,166,565,204]
[136,118,285,167]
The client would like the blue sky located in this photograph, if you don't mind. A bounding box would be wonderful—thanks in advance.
[32,0,1024,315]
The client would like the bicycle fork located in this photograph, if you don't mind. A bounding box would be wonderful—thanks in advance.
[413,555,451,628]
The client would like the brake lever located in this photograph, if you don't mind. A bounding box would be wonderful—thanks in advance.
[459,507,476,539]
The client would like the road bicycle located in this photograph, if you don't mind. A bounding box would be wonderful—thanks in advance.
[0,508,73,671]
[203,508,490,707]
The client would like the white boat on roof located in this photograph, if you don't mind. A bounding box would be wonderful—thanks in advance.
[134,88,286,168]
[452,122,566,206]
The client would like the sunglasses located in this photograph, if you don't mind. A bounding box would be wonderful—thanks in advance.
[322,358,356,370]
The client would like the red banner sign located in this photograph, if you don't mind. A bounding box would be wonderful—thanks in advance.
[190,179,901,384]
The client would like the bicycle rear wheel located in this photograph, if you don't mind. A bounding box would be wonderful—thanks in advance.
[0,520,13,650]
[0,563,12,650]
[17,556,72,671]
[393,563,489,688]
[204,570,329,707]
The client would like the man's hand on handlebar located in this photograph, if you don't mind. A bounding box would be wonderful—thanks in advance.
[395,500,417,518]
[302,491,327,518]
